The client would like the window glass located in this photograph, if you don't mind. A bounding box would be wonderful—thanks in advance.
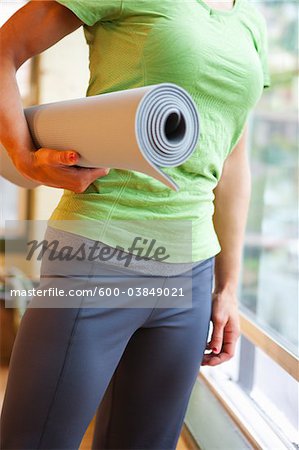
[241,0,298,355]
[200,3,298,448]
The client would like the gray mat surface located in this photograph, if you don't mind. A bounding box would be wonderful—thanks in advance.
[0,83,199,190]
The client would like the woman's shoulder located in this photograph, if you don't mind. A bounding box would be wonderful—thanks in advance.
[238,0,269,51]
[55,0,122,26]
[239,0,268,30]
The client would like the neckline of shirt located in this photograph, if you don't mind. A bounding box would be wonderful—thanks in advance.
[196,0,242,16]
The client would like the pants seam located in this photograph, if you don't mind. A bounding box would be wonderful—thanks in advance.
[36,258,96,449]
[104,366,118,449]
[142,275,169,326]
[36,307,82,449]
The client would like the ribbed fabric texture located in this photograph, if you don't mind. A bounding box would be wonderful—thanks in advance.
[52,0,270,263]
[44,226,203,276]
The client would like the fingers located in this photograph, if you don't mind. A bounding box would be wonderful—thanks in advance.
[208,316,225,354]
[202,337,236,366]
[202,320,240,367]
[32,148,111,192]
[201,351,230,366]
[201,290,241,367]
[36,149,110,175]
[67,167,110,193]
[34,148,80,166]
[86,167,110,177]
[58,151,79,165]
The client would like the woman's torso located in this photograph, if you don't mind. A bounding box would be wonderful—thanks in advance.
[50,0,269,263]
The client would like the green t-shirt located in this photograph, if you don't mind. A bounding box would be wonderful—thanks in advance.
[50,0,270,263]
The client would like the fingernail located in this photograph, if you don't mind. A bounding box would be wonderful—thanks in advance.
[68,152,77,161]
[104,168,110,175]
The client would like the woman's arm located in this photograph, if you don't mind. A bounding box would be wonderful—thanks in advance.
[202,126,250,365]
[0,1,109,192]
[213,126,251,295]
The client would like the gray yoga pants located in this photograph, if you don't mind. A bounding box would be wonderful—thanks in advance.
[0,252,215,450]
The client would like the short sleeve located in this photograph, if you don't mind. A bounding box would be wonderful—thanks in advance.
[257,15,271,89]
[55,0,122,26]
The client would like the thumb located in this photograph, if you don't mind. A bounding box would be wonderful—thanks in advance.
[208,324,224,354]
[52,150,80,166]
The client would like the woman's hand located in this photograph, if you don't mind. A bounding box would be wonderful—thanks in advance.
[15,148,110,193]
[203,125,250,367]
[1,2,109,194]
[201,288,241,366]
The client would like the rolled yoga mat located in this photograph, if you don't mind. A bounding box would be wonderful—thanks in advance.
[0,83,200,191]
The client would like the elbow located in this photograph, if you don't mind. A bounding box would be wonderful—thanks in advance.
[0,27,31,72]
[0,49,30,75]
